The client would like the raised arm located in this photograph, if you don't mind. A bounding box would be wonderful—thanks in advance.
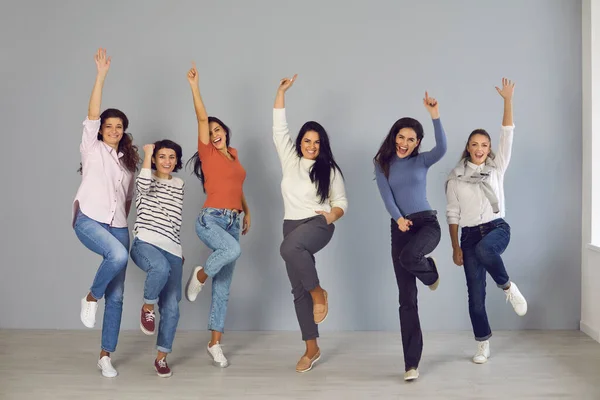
[136,144,155,196]
[274,74,296,109]
[420,91,447,167]
[187,63,210,145]
[494,78,515,172]
[88,48,110,121]
[272,75,298,166]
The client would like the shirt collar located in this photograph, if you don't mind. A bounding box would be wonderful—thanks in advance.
[101,141,124,158]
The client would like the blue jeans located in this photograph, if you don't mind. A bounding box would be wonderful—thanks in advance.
[130,238,183,353]
[195,208,242,333]
[73,210,129,353]
[461,218,511,341]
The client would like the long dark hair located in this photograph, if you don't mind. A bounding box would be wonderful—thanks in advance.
[373,117,424,178]
[152,139,183,172]
[78,108,140,174]
[461,128,496,161]
[296,121,344,204]
[186,116,230,192]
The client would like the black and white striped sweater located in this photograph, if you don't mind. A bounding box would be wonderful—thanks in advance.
[133,168,184,257]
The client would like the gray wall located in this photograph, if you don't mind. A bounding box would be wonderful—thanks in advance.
[0,0,581,332]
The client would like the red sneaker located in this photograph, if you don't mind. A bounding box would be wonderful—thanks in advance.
[140,306,155,335]
[154,358,172,378]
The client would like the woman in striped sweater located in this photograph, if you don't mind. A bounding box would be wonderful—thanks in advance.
[130,140,184,378]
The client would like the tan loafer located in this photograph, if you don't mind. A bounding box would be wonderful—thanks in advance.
[404,368,419,381]
[314,290,328,324]
[296,350,321,373]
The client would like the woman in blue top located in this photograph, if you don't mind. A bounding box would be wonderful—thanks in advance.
[373,93,447,381]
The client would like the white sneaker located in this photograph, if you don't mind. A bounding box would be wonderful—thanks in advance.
[80,296,98,328]
[473,340,490,364]
[207,342,229,368]
[97,356,118,378]
[404,368,419,381]
[185,266,205,302]
[504,282,527,316]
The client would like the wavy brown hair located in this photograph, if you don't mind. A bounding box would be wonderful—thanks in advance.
[78,108,140,173]
[373,117,424,178]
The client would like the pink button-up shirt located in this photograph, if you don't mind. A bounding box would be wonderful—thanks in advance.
[72,118,134,228]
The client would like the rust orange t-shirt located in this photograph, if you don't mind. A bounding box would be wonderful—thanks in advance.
[198,139,246,211]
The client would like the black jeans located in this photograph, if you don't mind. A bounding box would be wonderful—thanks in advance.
[390,210,441,371]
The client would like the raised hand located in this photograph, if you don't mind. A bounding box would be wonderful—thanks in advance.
[423,91,440,119]
[495,77,515,100]
[94,48,111,76]
[278,74,297,93]
[187,62,199,86]
[143,143,155,157]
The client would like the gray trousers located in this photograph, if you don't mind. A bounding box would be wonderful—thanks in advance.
[280,215,335,340]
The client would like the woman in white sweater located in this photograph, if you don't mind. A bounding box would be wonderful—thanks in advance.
[445,78,527,364]
[273,75,348,373]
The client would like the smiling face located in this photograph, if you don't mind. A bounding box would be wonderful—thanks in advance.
[209,121,227,151]
[300,130,320,160]
[100,117,124,148]
[395,127,421,158]
[152,147,177,176]
[467,133,491,165]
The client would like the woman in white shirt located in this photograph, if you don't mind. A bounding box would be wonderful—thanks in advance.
[272,75,348,373]
[445,78,527,364]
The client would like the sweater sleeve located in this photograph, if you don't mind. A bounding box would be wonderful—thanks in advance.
[136,168,153,196]
[375,164,403,221]
[328,169,348,213]
[445,179,461,225]
[421,118,447,167]
[272,108,297,170]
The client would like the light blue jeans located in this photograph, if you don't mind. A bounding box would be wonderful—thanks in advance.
[195,207,241,333]
[130,238,183,353]
[73,210,129,353]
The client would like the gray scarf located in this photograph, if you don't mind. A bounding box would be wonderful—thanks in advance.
[446,158,500,213]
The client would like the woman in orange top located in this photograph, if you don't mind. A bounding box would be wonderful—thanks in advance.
[184,63,250,368]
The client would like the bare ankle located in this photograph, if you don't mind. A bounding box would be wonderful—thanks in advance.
[197,270,208,284]
[143,304,154,312]
[86,293,97,302]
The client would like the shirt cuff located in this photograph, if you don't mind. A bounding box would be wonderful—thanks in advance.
[447,216,459,225]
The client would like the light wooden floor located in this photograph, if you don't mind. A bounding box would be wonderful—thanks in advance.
[1,330,599,399]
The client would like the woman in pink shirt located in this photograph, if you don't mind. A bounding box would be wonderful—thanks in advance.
[72,48,139,378]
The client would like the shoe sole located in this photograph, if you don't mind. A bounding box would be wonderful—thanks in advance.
[97,363,118,378]
[81,299,96,328]
[404,373,419,381]
[428,258,439,291]
[314,291,328,324]
[185,266,203,302]
[207,348,229,368]
[140,322,155,336]
[473,358,488,364]
[155,368,172,378]
[296,354,321,373]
